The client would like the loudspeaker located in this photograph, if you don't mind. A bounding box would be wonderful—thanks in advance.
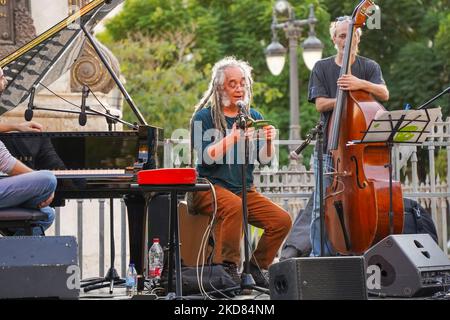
[364,234,450,297]
[269,256,367,300]
[0,236,79,299]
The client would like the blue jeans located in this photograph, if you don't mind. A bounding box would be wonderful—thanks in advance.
[0,170,57,235]
[310,152,335,256]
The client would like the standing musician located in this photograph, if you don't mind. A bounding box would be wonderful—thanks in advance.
[307,16,389,256]
[190,57,292,288]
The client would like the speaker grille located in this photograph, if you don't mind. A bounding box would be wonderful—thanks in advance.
[298,257,367,299]
[269,257,367,300]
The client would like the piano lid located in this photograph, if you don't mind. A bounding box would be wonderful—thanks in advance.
[0,0,123,116]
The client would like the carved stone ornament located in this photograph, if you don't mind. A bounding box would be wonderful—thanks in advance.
[0,0,36,59]
[70,38,120,94]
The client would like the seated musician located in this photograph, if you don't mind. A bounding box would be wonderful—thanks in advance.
[189,57,292,288]
[307,16,389,256]
[0,67,57,236]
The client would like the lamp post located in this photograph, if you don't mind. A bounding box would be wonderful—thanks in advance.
[265,1,323,144]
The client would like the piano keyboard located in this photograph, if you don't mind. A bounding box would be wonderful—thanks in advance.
[51,169,133,179]
[1,169,133,179]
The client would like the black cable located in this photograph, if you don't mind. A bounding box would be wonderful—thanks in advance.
[86,85,110,113]
[39,82,81,108]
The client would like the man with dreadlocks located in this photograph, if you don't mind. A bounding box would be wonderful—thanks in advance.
[189,57,291,288]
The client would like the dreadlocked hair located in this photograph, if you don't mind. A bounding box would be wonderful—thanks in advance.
[191,56,254,133]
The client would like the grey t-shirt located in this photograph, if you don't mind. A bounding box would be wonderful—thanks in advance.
[307,55,385,151]
[0,140,17,174]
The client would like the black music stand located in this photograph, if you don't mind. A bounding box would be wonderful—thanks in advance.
[353,107,440,234]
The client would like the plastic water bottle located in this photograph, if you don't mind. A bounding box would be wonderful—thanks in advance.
[148,238,164,286]
[125,263,137,296]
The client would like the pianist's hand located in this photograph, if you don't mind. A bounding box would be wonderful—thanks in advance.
[17,121,43,132]
[38,192,54,209]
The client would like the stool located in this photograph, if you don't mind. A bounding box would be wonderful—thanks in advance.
[179,201,211,267]
[0,208,47,236]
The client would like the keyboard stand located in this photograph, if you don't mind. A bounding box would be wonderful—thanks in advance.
[132,183,211,298]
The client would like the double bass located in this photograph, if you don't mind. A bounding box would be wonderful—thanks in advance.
[325,0,404,255]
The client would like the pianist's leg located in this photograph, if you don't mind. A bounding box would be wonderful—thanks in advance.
[0,170,57,235]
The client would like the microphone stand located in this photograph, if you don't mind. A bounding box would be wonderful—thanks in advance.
[290,122,322,160]
[417,87,450,110]
[81,105,124,294]
[236,108,269,294]
[290,122,325,256]
[316,123,325,257]
[24,94,137,130]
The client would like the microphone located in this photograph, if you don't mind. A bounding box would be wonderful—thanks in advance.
[79,85,89,126]
[290,122,324,160]
[236,100,249,116]
[24,86,36,121]
[236,100,249,129]
[290,138,311,160]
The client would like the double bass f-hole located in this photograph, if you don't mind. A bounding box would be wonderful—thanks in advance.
[331,158,341,192]
[351,155,367,189]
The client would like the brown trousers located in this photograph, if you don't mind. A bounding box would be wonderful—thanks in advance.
[193,184,292,269]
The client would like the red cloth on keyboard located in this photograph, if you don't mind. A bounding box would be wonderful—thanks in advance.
[137,168,197,185]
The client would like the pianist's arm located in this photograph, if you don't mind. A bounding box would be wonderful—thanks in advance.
[0,140,54,208]
[8,159,33,176]
[0,121,43,133]
[0,140,32,176]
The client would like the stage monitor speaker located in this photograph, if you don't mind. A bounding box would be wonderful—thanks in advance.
[0,236,79,299]
[364,234,450,297]
[269,256,367,300]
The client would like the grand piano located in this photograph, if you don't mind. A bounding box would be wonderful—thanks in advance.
[0,0,163,275]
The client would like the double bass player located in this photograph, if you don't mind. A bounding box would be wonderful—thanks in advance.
[307,15,389,256]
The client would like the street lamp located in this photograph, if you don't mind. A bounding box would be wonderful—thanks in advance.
[265,1,323,143]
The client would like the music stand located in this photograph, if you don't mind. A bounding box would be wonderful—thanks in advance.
[353,107,441,234]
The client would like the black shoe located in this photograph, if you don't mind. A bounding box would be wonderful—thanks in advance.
[249,263,269,288]
[222,261,241,285]
[280,245,302,261]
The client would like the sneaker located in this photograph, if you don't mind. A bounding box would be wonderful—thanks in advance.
[249,263,269,288]
[222,261,241,285]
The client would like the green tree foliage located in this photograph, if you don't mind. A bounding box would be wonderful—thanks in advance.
[98,32,207,136]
